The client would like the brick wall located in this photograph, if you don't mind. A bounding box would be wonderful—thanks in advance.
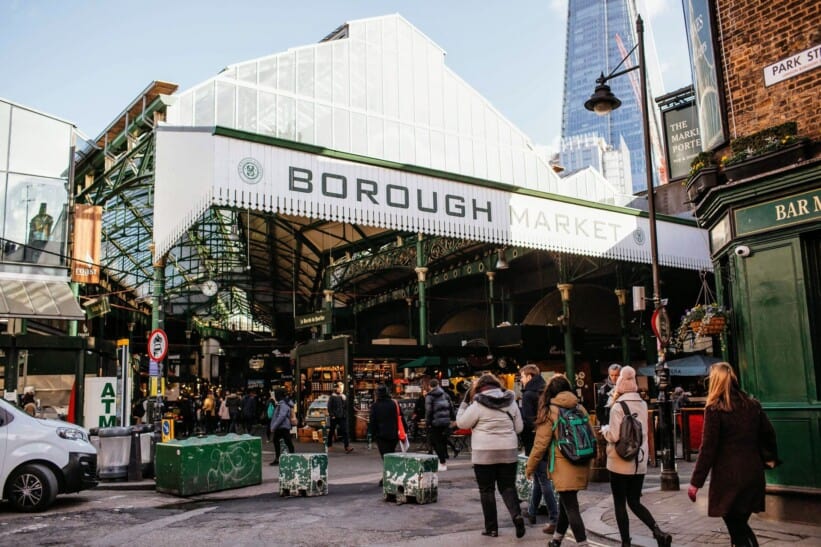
[716,0,821,148]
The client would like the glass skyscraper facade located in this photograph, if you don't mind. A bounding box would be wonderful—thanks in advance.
[560,0,664,193]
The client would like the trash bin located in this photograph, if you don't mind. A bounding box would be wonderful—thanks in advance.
[98,426,132,480]
[88,427,101,455]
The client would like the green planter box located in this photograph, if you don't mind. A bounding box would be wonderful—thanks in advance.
[155,434,262,496]
[382,452,438,504]
[279,453,328,497]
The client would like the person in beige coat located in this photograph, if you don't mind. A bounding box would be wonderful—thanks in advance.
[525,375,590,547]
[601,366,672,547]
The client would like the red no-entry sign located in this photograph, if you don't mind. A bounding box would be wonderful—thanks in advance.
[147,329,169,362]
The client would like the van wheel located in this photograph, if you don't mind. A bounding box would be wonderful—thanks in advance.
[8,464,58,512]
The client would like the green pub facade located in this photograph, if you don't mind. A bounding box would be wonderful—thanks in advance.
[687,0,821,517]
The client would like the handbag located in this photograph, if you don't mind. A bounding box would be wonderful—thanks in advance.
[395,401,410,452]
[395,401,407,441]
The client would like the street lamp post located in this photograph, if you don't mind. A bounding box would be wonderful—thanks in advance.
[584,14,679,491]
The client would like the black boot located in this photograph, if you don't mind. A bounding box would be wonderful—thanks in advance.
[621,540,631,547]
[547,541,561,547]
[652,524,672,547]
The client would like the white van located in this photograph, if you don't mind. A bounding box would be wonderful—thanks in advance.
[0,397,97,511]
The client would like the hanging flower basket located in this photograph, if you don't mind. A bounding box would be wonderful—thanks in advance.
[697,304,728,336]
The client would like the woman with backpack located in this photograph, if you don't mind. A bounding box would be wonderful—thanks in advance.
[525,375,590,547]
[600,366,672,547]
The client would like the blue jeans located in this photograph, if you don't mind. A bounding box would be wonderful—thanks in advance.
[528,459,558,523]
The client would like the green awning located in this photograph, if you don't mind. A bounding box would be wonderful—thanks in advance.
[399,356,460,369]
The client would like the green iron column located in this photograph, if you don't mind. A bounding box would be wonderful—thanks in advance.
[68,282,80,336]
[415,234,428,347]
[323,290,334,339]
[415,267,428,347]
[151,249,166,331]
[557,283,575,382]
[486,271,496,328]
[615,288,631,365]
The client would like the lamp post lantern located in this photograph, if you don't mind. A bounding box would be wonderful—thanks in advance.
[584,14,679,491]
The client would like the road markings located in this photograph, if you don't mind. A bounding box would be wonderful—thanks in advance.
[88,506,217,546]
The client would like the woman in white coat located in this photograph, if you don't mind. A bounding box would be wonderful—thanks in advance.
[456,373,525,539]
[600,366,672,547]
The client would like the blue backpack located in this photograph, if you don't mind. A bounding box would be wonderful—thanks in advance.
[549,404,596,472]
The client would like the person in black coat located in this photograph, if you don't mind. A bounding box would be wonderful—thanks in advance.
[369,384,406,457]
[519,364,558,532]
[369,383,408,486]
[689,362,778,547]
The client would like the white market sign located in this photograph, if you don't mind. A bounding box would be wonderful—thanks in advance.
[764,44,821,87]
[154,127,712,271]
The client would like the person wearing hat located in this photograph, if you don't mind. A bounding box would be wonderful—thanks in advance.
[328,382,353,453]
[601,366,673,547]
[369,383,406,485]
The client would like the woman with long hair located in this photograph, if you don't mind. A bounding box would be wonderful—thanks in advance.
[600,366,672,547]
[456,373,525,539]
[526,375,590,547]
[689,362,778,547]
[369,383,407,486]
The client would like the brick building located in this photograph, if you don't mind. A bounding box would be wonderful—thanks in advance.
[684,0,820,520]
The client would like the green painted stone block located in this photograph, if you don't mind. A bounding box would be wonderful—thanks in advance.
[279,452,328,497]
[155,434,262,496]
[382,452,438,504]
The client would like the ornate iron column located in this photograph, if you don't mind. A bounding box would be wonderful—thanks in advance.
[486,271,496,328]
[557,283,574,382]
[615,288,631,365]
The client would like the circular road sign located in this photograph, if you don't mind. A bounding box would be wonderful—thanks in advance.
[147,329,169,362]
[651,307,672,346]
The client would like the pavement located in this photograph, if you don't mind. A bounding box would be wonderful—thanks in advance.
[95,436,821,546]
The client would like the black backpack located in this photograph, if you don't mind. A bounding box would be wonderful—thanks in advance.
[549,404,596,472]
[615,400,644,470]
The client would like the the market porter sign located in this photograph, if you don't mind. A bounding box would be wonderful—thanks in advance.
[663,102,701,181]
[735,188,821,235]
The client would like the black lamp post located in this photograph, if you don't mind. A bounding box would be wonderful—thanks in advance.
[584,14,679,491]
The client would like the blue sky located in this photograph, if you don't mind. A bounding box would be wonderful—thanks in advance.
[0,0,691,150]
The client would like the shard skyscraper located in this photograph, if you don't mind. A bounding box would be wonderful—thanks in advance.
[560,0,665,194]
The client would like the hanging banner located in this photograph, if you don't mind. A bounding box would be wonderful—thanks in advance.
[71,204,103,284]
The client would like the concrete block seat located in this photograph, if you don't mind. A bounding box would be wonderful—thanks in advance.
[382,452,438,505]
[155,434,262,496]
[279,452,328,497]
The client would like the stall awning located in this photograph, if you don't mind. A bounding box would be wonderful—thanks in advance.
[638,354,721,377]
[399,356,460,369]
[0,280,85,321]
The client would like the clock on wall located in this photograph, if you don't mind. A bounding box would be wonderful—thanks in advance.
[201,280,219,297]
